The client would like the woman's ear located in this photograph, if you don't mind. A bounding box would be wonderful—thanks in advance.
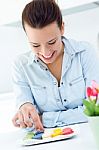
[60,22,65,35]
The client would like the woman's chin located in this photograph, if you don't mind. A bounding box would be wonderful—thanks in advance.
[42,58,55,64]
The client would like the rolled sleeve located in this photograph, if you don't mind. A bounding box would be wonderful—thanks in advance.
[42,111,61,127]
[42,106,87,128]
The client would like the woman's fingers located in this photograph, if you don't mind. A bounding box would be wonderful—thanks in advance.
[18,111,27,128]
[12,114,20,127]
[22,110,33,127]
[12,103,44,131]
[30,111,44,131]
[12,111,26,128]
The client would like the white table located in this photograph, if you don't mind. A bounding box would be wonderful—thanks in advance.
[0,123,98,150]
[0,93,98,150]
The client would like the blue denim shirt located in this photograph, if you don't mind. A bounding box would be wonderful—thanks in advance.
[12,37,99,127]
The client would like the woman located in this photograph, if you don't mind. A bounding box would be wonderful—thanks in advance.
[12,0,99,131]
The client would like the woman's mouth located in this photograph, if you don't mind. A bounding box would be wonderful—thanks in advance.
[42,51,55,60]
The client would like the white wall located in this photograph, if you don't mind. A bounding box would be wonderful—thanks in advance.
[63,7,99,50]
[0,7,99,93]
[0,27,30,93]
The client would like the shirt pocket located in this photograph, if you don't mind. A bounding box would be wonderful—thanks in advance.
[68,75,85,99]
[30,85,47,106]
[69,75,84,86]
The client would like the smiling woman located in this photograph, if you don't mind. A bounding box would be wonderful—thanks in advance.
[24,22,64,66]
[0,0,99,135]
[0,0,99,94]
[10,0,99,132]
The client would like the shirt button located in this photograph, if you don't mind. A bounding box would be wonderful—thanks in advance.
[64,99,67,102]
[43,86,46,89]
[61,82,63,85]
[69,83,72,86]
[34,60,36,63]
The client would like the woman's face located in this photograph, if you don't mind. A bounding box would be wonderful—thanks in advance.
[25,22,64,64]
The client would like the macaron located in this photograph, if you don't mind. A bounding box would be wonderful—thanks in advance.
[62,128,74,135]
[24,132,35,140]
[51,128,62,137]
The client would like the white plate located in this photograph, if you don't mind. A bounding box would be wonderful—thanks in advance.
[21,128,76,146]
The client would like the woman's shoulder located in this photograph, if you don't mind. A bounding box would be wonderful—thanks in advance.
[63,36,96,54]
[13,51,34,66]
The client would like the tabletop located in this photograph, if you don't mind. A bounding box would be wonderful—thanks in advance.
[0,123,98,150]
[0,93,98,150]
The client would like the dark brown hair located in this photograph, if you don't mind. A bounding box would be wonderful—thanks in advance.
[22,0,62,31]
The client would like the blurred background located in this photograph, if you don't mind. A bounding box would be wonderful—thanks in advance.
[0,0,99,94]
[0,0,99,136]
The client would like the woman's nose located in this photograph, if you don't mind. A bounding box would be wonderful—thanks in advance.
[41,46,51,56]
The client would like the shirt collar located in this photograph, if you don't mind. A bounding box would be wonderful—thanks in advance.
[28,51,47,69]
[62,36,86,57]
[28,50,43,65]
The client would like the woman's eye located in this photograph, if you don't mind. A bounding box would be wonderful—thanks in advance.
[32,45,40,48]
[49,40,56,45]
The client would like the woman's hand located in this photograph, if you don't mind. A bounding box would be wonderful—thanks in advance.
[12,102,44,131]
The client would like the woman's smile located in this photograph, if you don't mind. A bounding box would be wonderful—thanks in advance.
[42,51,55,60]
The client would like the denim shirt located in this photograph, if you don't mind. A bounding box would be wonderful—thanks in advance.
[12,37,99,127]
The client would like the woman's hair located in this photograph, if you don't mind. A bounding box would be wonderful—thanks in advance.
[22,0,62,31]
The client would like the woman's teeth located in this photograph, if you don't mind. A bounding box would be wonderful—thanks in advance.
[43,53,53,59]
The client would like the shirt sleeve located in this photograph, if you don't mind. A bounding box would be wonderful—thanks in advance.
[42,106,87,127]
[12,57,34,109]
[80,42,99,87]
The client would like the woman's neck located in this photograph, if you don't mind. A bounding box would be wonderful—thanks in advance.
[47,42,64,84]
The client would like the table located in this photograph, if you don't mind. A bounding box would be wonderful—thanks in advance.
[0,93,98,150]
[0,123,98,150]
